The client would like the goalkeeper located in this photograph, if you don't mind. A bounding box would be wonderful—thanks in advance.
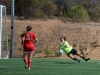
[59,37,90,63]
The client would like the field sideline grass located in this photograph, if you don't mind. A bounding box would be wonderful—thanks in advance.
[0,58,100,75]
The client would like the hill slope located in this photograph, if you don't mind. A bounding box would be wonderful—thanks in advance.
[7,18,100,59]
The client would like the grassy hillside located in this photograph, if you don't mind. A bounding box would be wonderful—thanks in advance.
[7,18,100,59]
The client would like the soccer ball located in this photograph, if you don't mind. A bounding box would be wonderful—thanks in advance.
[58,49,63,54]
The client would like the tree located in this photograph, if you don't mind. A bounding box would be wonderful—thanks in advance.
[91,6,100,22]
[15,0,42,19]
[43,1,57,18]
[0,0,11,15]
[66,5,90,22]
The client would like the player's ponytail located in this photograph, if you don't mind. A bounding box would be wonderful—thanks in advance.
[20,32,26,37]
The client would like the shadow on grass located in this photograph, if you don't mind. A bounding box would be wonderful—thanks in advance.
[35,59,77,64]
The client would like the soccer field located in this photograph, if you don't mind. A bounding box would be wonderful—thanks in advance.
[0,58,100,75]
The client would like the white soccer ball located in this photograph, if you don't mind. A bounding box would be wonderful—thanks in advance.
[58,49,63,54]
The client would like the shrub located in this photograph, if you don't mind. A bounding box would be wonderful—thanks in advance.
[90,6,100,22]
[43,1,57,18]
[66,5,90,22]
[8,38,11,48]
[55,52,62,57]
[15,0,42,19]
[44,49,53,57]
[34,11,42,19]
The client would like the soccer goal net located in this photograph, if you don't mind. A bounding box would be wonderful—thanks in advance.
[0,5,8,59]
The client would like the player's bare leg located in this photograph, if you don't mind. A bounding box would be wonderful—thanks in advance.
[27,53,32,70]
[77,52,90,61]
[23,53,28,68]
[68,54,80,63]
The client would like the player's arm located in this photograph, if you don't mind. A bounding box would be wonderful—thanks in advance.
[20,32,26,45]
[64,42,69,48]
[32,34,38,44]
[64,44,68,48]
[59,43,62,50]
[22,37,25,45]
[33,38,38,44]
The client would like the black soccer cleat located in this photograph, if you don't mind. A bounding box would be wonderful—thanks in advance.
[85,58,90,62]
[77,60,80,63]
[25,63,28,68]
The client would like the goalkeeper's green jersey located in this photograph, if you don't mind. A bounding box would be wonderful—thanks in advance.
[60,41,72,54]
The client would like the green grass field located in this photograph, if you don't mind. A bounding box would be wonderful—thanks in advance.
[0,58,100,75]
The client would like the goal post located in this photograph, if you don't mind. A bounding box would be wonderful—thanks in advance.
[0,5,8,59]
[0,5,2,59]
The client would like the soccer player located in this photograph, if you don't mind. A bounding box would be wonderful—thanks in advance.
[21,25,38,70]
[59,37,90,63]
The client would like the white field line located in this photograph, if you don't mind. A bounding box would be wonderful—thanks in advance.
[0,66,100,70]
[97,63,100,64]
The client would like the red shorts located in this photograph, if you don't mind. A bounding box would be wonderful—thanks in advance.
[23,43,34,52]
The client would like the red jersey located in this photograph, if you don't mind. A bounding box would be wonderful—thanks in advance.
[23,32,36,52]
